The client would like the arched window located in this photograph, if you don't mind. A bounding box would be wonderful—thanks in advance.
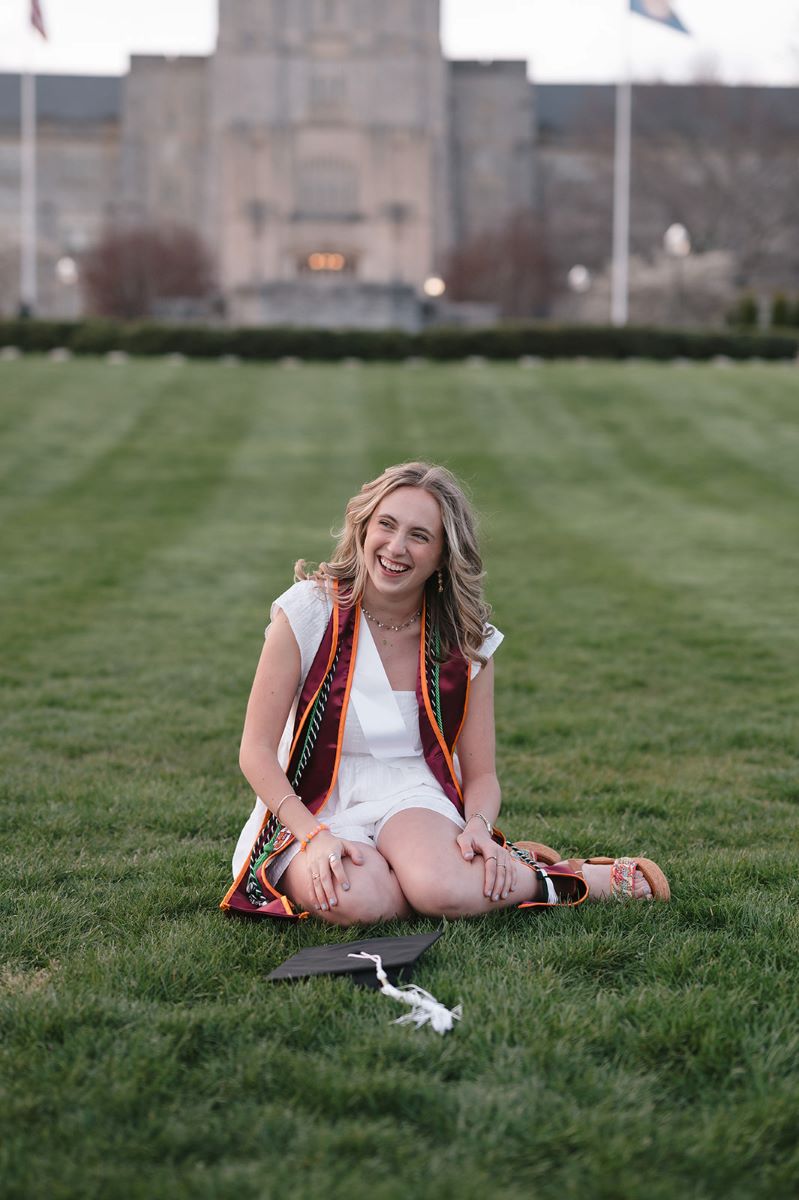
[295,159,358,219]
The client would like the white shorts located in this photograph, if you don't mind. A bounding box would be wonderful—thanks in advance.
[267,789,465,887]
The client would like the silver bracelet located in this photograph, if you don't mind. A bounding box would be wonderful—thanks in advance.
[467,811,494,837]
[274,792,299,820]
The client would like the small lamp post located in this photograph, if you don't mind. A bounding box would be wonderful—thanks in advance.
[423,276,446,298]
[567,264,591,294]
[55,255,78,285]
[55,255,79,318]
[567,264,591,320]
[663,223,691,324]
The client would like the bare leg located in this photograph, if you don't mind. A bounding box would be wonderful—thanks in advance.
[282,844,413,926]
[377,810,542,919]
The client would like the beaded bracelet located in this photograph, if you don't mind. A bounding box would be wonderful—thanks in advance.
[299,823,329,852]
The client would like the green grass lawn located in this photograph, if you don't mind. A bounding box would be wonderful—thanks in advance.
[2,356,798,1200]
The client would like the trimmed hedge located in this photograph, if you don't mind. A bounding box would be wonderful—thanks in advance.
[1,318,797,362]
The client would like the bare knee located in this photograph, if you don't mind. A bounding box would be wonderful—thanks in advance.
[322,891,406,927]
[399,872,475,920]
[322,869,411,926]
[378,813,488,919]
[287,853,412,926]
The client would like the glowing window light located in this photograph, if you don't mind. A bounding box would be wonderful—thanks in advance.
[307,252,346,272]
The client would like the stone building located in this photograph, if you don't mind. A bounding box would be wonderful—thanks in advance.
[0,0,797,326]
[0,73,121,317]
[0,0,532,325]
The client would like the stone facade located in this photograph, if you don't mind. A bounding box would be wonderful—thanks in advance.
[206,0,449,325]
[120,57,208,234]
[449,60,535,247]
[0,1,797,326]
[0,74,120,317]
[1,0,539,325]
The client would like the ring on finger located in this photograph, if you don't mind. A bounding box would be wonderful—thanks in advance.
[329,853,339,864]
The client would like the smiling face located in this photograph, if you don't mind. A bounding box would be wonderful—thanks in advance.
[362,486,444,608]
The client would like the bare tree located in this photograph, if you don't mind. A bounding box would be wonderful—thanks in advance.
[81,224,216,319]
[535,83,799,319]
[444,211,555,318]
[534,88,616,313]
[632,85,799,291]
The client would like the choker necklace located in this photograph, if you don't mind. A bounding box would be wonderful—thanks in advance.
[362,606,421,633]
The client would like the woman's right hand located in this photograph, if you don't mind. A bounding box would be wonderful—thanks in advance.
[305,832,365,912]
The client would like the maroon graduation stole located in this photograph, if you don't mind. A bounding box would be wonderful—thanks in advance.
[221,587,471,920]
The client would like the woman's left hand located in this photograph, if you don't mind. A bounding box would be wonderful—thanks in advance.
[456,821,518,901]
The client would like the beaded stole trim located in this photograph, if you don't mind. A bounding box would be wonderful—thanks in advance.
[424,613,444,734]
[244,647,341,907]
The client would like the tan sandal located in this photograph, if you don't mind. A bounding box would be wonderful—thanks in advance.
[566,855,670,902]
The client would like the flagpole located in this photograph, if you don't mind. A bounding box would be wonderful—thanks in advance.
[611,2,631,327]
[20,2,47,317]
[20,64,37,316]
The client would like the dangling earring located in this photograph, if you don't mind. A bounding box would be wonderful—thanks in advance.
[437,568,444,594]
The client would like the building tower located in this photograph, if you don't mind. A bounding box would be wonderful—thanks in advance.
[206,0,449,326]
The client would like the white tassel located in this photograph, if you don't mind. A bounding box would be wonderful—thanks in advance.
[348,952,462,1034]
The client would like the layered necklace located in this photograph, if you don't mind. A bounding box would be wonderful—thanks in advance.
[361,605,421,633]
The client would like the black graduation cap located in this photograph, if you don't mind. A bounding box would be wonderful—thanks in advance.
[267,930,443,988]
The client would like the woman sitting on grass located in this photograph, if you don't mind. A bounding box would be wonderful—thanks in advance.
[222,462,669,925]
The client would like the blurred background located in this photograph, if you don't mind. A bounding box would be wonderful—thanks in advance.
[1,0,798,330]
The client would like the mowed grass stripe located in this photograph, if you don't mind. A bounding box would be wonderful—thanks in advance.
[546,367,799,636]
[2,359,798,1200]
[1,364,266,655]
[0,361,163,509]
[455,367,798,840]
[465,364,799,657]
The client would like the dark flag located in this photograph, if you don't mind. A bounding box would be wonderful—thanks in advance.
[630,0,689,34]
[31,0,47,39]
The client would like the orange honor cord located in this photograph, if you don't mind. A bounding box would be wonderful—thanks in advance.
[220,817,288,911]
[418,598,465,807]
[221,812,270,909]
[283,602,361,918]
[221,584,342,913]
[518,891,589,910]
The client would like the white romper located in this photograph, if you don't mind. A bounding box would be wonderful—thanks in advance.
[231,579,504,887]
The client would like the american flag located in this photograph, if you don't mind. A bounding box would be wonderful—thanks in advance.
[31,0,47,39]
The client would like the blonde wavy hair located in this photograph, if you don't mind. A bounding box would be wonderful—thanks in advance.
[295,462,492,665]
